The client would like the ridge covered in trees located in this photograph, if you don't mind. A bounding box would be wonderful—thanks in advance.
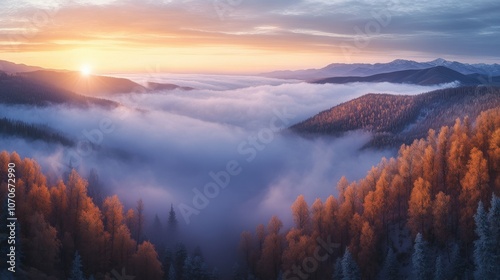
[240,108,500,279]
[0,117,73,146]
[291,86,500,148]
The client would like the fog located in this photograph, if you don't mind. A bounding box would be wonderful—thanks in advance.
[0,75,457,270]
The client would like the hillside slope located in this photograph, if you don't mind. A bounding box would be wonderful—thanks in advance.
[0,117,73,146]
[291,86,500,147]
[17,70,147,96]
[0,71,117,107]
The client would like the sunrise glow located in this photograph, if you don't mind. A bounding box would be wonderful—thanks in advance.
[80,64,92,76]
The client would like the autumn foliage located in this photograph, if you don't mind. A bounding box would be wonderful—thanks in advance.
[240,108,500,279]
[0,156,163,279]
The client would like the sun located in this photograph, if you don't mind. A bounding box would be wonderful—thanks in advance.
[80,64,92,76]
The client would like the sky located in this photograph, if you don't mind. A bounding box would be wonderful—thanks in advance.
[0,0,499,73]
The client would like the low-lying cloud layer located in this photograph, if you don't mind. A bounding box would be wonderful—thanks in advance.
[0,75,455,268]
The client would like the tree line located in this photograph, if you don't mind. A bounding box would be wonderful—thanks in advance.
[0,117,73,146]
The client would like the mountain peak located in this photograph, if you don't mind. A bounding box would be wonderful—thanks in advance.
[429,58,448,65]
[389,59,415,64]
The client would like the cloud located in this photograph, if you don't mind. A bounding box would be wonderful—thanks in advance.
[0,76,457,268]
[1,0,499,67]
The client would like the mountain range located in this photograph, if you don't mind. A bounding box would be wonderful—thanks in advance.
[312,66,500,86]
[262,58,500,80]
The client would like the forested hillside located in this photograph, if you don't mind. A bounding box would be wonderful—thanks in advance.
[240,108,500,279]
[0,118,73,146]
[0,154,217,280]
[292,86,500,147]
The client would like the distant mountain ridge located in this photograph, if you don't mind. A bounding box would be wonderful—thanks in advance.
[291,86,500,148]
[17,70,147,96]
[312,66,500,86]
[0,71,117,107]
[262,58,500,80]
[0,60,44,73]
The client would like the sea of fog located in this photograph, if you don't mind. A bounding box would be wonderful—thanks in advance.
[0,74,457,268]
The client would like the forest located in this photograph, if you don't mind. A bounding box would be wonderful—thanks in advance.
[0,117,73,147]
[292,86,500,147]
[0,153,219,279]
[0,107,499,279]
[240,108,500,279]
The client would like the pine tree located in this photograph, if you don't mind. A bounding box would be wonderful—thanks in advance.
[412,233,431,280]
[168,263,176,280]
[447,242,463,280]
[211,268,219,280]
[70,251,85,280]
[380,247,398,280]
[487,195,500,277]
[174,243,187,280]
[332,258,343,280]
[434,255,445,280]
[474,201,489,280]
[341,249,361,280]
[168,204,178,230]
[475,195,500,279]
[135,199,145,246]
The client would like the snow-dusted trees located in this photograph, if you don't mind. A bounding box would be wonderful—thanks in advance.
[70,251,85,280]
[380,247,398,280]
[341,248,361,280]
[332,258,343,280]
[412,233,432,280]
[474,196,500,279]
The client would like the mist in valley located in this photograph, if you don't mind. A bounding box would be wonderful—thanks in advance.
[0,75,457,271]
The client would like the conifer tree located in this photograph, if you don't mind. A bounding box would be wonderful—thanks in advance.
[412,233,431,280]
[168,263,176,280]
[341,249,361,280]
[332,258,343,280]
[70,251,85,280]
[380,247,398,280]
[434,255,445,280]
